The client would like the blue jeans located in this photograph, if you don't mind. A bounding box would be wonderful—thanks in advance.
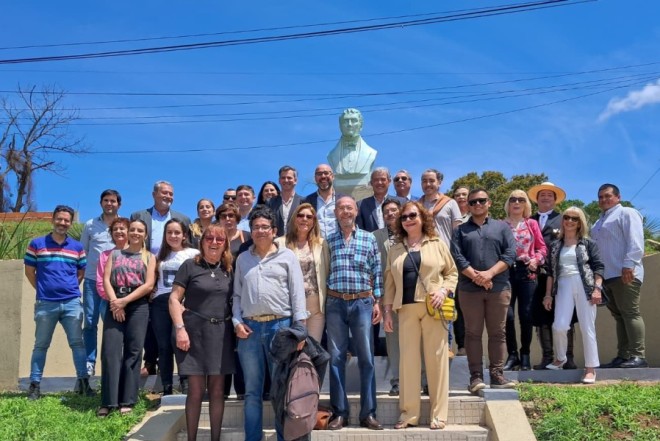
[30,297,87,383]
[82,278,107,365]
[325,296,376,421]
[237,317,291,441]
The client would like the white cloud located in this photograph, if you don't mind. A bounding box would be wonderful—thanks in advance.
[598,78,660,122]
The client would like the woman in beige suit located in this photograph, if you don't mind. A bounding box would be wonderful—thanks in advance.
[383,201,458,430]
[275,203,330,342]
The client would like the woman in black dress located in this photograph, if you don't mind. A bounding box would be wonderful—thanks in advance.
[169,224,235,441]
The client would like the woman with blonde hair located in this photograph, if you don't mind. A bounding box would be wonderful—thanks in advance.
[275,202,329,342]
[543,207,604,384]
[502,189,546,371]
[383,201,458,430]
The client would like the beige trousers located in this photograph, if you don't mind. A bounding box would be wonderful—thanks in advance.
[306,294,325,343]
[398,302,449,425]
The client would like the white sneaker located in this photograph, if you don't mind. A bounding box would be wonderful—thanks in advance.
[87,362,95,377]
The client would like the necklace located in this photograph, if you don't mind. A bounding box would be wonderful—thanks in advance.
[406,237,422,249]
[204,259,221,278]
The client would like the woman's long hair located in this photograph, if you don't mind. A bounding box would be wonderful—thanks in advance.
[284,203,321,248]
[394,201,437,243]
[157,218,192,262]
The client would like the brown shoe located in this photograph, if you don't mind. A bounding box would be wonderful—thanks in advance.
[328,415,348,430]
[359,415,383,430]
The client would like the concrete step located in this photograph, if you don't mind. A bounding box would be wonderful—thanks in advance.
[167,392,485,429]
[177,424,490,441]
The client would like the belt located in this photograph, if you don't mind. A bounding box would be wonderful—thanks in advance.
[245,314,288,323]
[114,286,136,298]
[327,289,372,301]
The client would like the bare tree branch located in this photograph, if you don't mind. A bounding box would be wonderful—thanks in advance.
[0,84,88,212]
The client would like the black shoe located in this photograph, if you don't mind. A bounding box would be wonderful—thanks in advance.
[359,415,383,430]
[328,415,348,430]
[389,384,399,396]
[503,352,521,371]
[74,378,95,397]
[422,385,429,396]
[162,384,173,396]
[262,392,270,401]
[619,357,648,369]
[520,354,531,371]
[533,356,553,370]
[600,356,628,368]
[28,382,41,400]
[564,357,578,370]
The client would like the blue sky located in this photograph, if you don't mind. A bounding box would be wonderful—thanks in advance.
[2,1,659,223]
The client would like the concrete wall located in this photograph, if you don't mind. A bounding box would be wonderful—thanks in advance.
[1,254,659,389]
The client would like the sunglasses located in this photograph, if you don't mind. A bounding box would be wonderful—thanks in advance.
[468,198,489,206]
[223,195,236,201]
[563,215,580,222]
[204,236,226,243]
[508,197,527,204]
[296,213,314,220]
[218,213,235,220]
[400,212,419,222]
[393,176,409,183]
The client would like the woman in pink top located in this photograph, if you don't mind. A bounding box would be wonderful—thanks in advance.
[96,218,130,299]
[502,190,547,371]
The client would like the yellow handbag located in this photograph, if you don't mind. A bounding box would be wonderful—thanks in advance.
[425,292,457,323]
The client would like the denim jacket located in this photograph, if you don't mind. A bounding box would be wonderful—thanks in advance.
[547,238,604,300]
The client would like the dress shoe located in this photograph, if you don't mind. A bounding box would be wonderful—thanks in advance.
[389,383,399,396]
[520,354,531,371]
[581,371,597,384]
[619,357,648,369]
[28,382,41,400]
[563,356,578,370]
[503,352,521,371]
[600,356,628,369]
[328,415,348,430]
[359,415,383,430]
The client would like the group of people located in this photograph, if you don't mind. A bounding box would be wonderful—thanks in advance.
[23,161,647,439]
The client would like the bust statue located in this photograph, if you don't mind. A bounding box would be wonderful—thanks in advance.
[327,108,377,200]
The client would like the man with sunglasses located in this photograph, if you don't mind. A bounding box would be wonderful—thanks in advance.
[267,165,303,237]
[592,184,647,369]
[393,170,418,201]
[450,189,517,394]
[222,188,237,203]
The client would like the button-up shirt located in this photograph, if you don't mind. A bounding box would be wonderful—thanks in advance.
[316,191,337,239]
[232,243,308,326]
[327,227,382,298]
[150,208,171,255]
[591,204,645,282]
[450,217,516,292]
[80,215,115,280]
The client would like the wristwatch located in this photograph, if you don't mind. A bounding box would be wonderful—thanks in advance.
[174,323,185,330]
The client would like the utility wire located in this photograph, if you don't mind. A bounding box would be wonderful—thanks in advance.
[80,76,647,154]
[630,165,660,202]
[0,0,594,65]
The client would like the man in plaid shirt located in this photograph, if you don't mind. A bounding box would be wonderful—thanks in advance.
[325,196,383,431]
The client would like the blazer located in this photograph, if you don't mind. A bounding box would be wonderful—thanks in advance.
[532,211,561,273]
[384,236,458,311]
[356,194,406,232]
[130,207,192,252]
[372,227,392,276]
[267,193,304,237]
[303,190,346,208]
[275,236,331,313]
[547,238,604,300]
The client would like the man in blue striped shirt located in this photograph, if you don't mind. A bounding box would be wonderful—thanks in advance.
[325,196,383,431]
[24,205,90,400]
[592,184,647,369]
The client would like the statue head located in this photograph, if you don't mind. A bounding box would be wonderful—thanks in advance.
[339,108,363,138]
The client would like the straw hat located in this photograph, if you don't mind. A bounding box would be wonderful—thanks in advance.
[528,182,566,204]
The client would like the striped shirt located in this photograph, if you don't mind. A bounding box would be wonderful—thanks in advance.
[24,234,86,301]
[327,228,382,298]
[591,204,645,282]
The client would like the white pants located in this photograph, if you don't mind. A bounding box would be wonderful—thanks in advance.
[552,274,600,368]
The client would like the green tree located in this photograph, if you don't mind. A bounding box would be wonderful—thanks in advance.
[448,171,548,219]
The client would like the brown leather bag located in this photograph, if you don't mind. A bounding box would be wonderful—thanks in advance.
[314,405,333,430]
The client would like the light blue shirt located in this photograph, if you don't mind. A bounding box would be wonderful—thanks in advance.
[80,215,115,280]
[316,191,337,239]
[150,208,171,255]
[591,204,645,282]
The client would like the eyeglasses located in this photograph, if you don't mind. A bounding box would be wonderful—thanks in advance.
[223,195,236,201]
[204,236,226,243]
[218,213,235,220]
[468,198,489,206]
[296,213,314,220]
[393,176,409,183]
[315,171,332,177]
[563,215,580,222]
[400,212,419,222]
[251,225,273,232]
[508,197,527,204]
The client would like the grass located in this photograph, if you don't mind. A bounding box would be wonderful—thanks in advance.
[518,382,660,441]
[0,390,155,441]
[0,220,82,260]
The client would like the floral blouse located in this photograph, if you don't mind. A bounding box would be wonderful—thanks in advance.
[506,218,547,264]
